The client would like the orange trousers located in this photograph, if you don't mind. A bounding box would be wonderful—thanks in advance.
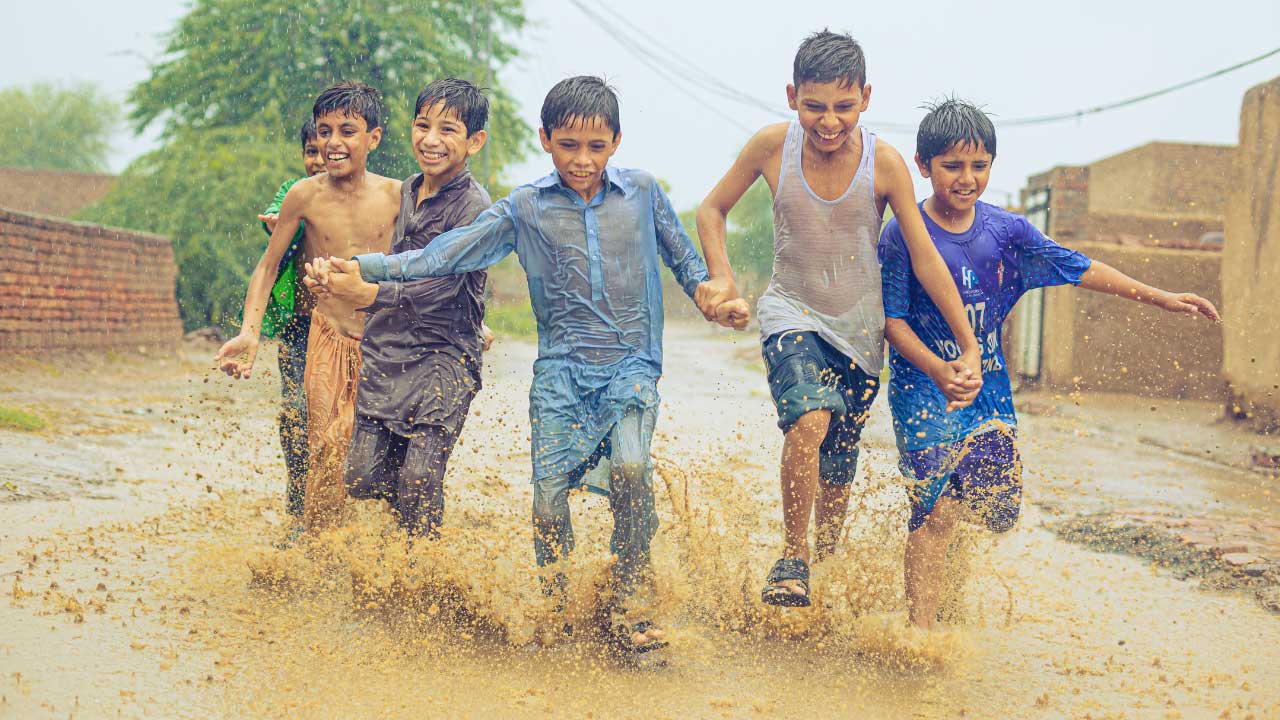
[302,312,363,530]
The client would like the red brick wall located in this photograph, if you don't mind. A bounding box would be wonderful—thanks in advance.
[0,209,182,353]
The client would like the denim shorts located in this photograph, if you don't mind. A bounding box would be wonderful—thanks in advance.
[762,330,880,485]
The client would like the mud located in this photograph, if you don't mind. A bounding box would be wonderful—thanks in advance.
[2,326,1279,719]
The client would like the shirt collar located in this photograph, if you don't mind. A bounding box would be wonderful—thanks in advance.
[408,167,473,203]
[533,167,635,199]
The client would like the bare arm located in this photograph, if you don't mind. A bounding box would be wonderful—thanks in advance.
[884,318,980,411]
[693,124,784,318]
[878,142,982,377]
[1077,261,1220,321]
[213,181,309,379]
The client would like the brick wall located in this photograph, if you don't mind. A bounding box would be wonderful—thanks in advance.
[1087,142,1236,219]
[0,209,182,353]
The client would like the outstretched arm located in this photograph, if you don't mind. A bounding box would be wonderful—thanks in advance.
[693,125,781,319]
[354,197,517,282]
[878,142,982,380]
[214,181,309,379]
[1078,261,1220,321]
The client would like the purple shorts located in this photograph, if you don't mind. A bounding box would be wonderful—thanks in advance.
[900,428,1022,533]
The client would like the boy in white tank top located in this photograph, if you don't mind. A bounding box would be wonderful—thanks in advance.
[695,30,984,607]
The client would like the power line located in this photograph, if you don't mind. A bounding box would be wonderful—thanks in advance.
[1001,46,1280,126]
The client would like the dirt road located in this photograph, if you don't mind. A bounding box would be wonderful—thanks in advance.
[2,323,1277,719]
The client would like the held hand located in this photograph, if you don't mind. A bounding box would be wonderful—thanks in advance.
[956,346,983,382]
[1156,292,1221,322]
[482,323,495,352]
[213,333,260,380]
[926,358,981,412]
[257,213,278,233]
[318,257,376,306]
[303,260,332,299]
[713,298,751,331]
[694,276,739,322]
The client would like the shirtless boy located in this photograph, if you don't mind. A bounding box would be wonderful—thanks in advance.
[695,30,983,606]
[215,81,401,531]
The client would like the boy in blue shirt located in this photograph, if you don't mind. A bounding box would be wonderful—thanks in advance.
[878,99,1220,631]
[308,76,749,654]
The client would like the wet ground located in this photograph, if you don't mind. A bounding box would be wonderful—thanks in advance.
[1,323,1278,719]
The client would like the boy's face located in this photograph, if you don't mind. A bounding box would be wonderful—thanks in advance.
[538,115,621,201]
[412,101,486,182]
[917,141,993,215]
[302,138,325,177]
[315,110,382,179]
[787,80,871,154]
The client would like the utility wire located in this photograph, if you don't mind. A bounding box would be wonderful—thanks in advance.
[999,45,1280,125]
[575,2,1280,132]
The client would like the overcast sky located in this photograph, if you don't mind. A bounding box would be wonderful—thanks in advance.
[6,0,1280,209]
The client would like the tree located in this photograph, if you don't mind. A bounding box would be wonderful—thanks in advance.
[679,179,776,289]
[128,0,529,184]
[86,0,531,330]
[82,127,296,330]
[0,83,119,173]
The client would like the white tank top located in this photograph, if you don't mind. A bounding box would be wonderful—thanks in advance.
[756,121,886,374]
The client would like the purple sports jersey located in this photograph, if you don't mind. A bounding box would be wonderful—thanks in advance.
[877,201,1092,451]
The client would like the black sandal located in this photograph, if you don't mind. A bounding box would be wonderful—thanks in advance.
[762,557,811,607]
[607,616,669,655]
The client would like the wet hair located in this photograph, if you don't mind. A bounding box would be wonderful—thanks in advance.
[415,78,489,137]
[793,30,866,90]
[916,98,997,167]
[299,117,317,149]
[312,81,383,131]
[540,76,620,139]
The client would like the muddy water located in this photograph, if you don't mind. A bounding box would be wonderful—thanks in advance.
[2,328,1278,719]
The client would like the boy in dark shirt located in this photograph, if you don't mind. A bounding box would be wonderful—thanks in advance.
[317,79,494,537]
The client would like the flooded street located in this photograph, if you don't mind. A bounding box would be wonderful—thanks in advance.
[2,323,1278,719]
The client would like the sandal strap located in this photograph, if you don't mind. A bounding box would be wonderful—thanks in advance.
[766,557,809,585]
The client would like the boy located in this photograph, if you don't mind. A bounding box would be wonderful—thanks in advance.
[695,30,983,607]
[309,76,748,653]
[215,81,401,532]
[313,78,495,538]
[256,117,326,524]
[878,98,1220,630]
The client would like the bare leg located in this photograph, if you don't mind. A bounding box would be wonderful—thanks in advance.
[774,409,831,597]
[813,477,851,562]
[904,496,960,630]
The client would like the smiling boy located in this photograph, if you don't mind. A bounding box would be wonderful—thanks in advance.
[308,76,748,654]
[695,30,983,607]
[306,79,495,539]
[216,81,401,532]
[878,98,1220,630]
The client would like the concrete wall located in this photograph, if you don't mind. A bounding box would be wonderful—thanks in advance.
[1087,142,1236,219]
[0,167,115,218]
[0,209,182,353]
[1222,76,1280,429]
[1038,243,1224,400]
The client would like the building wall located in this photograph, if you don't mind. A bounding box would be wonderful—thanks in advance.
[1087,142,1236,219]
[0,209,182,353]
[1038,243,1223,400]
[0,167,115,218]
[1222,76,1280,429]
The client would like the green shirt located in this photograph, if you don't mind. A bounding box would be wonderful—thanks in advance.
[259,177,306,338]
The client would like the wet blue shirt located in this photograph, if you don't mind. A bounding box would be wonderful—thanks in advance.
[355,167,709,480]
[878,201,1092,451]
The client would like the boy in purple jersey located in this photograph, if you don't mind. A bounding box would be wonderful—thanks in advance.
[877,99,1220,631]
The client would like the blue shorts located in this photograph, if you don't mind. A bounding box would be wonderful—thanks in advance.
[762,331,880,485]
[900,428,1021,533]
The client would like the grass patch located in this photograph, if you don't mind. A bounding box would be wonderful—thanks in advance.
[485,297,538,339]
[0,405,46,432]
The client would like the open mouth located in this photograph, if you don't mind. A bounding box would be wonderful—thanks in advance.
[567,170,595,181]
[327,153,350,163]
[815,129,844,143]
[951,188,977,199]
[419,150,448,163]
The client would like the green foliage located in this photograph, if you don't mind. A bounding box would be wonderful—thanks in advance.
[128,0,530,184]
[0,405,47,432]
[81,127,297,330]
[0,83,119,173]
[679,178,775,284]
[485,297,538,339]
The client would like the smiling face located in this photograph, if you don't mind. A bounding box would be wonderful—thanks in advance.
[301,138,325,177]
[918,140,993,217]
[787,80,871,155]
[315,110,381,179]
[538,115,620,202]
[411,100,486,184]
